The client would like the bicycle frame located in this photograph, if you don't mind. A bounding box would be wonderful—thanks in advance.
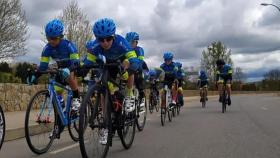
[45,78,75,126]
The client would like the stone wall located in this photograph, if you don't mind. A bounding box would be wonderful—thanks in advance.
[0,83,279,112]
[0,83,44,112]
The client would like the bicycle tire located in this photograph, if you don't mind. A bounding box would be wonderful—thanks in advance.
[0,105,5,150]
[79,86,111,158]
[25,90,56,154]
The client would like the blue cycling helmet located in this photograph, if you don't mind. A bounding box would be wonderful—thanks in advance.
[149,69,157,76]
[176,62,182,68]
[163,52,173,60]
[125,32,139,42]
[85,40,95,50]
[199,70,207,78]
[93,18,116,38]
[45,19,64,37]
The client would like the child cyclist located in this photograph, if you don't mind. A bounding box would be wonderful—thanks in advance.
[35,19,80,138]
[160,52,178,107]
[83,18,140,144]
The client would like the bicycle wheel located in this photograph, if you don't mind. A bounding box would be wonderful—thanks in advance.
[136,95,147,131]
[168,104,172,122]
[149,94,154,114]
[155,96,160,112]
[172,105,176,117]
[0,105,5,150]
[177,103,181,115]
[25,90,56,154]
[160,107,166,126]
[202,91,206,108]
[79,86,111,158]
[68,109,79,142]
[118,107,136,149]
[222,91,226,113]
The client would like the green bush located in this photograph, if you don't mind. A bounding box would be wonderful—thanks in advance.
[0,72,21,83]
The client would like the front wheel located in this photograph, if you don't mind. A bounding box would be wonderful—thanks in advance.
[25,90,56,154]
[79,86,111,158]
[0,105,5,150]
[136,96,147,131]
[167,105,172,122]
[149,95,154,114]
[118,109,136,149]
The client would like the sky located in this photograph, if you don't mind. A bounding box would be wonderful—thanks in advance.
[17,0,280,82]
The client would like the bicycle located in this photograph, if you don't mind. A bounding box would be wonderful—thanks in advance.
[148,79,160,114]
[79,62,137,158]
[161,83,173,126]
[25,69,82,154]
[0,105,5,150]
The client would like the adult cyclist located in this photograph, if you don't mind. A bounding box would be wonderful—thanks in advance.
[197,70,209,102]
[83,18,140,144]
[216,59,233,105]
[160,52,178,107]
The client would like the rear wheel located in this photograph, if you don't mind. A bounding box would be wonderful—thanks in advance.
[0,105,5,150]
[79,87,111,158]
[25,90,56,154]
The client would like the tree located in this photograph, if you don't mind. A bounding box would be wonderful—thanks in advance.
[58,0,92,58]
[0,0,28,59]
[264,69,280,81]
[234,67,246,83]
[0,62,12,73]
[200,41,233,81]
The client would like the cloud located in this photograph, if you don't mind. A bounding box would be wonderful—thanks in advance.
[16,0,280,82]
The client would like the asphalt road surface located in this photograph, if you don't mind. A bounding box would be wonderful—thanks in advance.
[1,94,280,158]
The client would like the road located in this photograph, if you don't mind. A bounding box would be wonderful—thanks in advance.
[1,94,280,158]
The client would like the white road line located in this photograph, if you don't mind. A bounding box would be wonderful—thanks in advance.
[261,107,268,110]
[50,143,79,154]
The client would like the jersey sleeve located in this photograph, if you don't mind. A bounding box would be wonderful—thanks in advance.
[119,36,139,71]
[39,45,50,71]
[137,47,144,60]
[82,40,99,66]
[67,42,80,66]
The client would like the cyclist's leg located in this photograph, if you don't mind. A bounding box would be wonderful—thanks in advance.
[225,79,232,105]
[217,79,224,102]
[67,72,79,98]
[170,81,177,104]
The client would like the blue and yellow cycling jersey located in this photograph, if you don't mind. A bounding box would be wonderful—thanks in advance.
[83,34,139,71]
[134,46,144,61]
[160,62,178,78]
[216,64,233,81]
[149,68,164,80]
[216,64,232,76]
[198,73,208,81]
[177,69,185,79]
[39,39,79,71]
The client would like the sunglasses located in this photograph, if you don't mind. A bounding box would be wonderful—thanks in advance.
[98,36,114,43]
[47,36,61,41]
